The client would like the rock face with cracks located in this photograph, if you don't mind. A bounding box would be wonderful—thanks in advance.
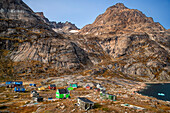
[0,0,92,73]
[0,1,169,81]
[78,3,170,81]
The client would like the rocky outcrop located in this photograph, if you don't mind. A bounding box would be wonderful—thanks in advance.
[35,12,79,33]
[80,3,165,37]
[0,1,169,81]
[78,3,170,81]
[0,0,92,74]
[11,38,92,72]
[52,21,79,34]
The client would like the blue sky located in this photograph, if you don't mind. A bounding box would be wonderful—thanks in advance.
[23,0,170,29]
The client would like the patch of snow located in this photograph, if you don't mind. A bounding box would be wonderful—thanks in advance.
[69,30,79,33]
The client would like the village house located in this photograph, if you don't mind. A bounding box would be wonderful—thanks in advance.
[30,90,39,97]
[6,81,23,88]
[33,96,43,102]
[94,88,100,92]
[77,97,94,111]
[29,84,36,87]
[49,84,56,90]
[67,86,74,91]
[100,91,116,101]
[7,84,18,88]
[56,89,70,99]
[96,83,106,91]
[69,83,78,88]
[14,86,25,92]
[38,86,45,91]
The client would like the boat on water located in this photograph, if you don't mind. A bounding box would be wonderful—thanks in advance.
[158,93,165,96]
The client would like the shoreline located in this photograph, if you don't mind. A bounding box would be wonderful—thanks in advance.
[135,82,170,91]
[144,81,170,84]
[134,82,170,103]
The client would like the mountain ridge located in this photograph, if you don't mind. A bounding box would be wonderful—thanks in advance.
[35,12,79,33]
[0,1,169,81]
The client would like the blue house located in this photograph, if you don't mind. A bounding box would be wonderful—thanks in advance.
[6,81,13,85]
[14,81,23,85]
[14,86,25,92]
[29,84,36,87]
[6,81,23,86]
[70,83,78,88]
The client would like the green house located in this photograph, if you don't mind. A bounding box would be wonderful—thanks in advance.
[56,89,70,99]
[106,94,116,101]
[100,93,108,99]
[70,83,78,88]
[100,92,116,101]
[67,86,74,91]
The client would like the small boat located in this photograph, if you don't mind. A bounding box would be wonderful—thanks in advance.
[158,93,165,96]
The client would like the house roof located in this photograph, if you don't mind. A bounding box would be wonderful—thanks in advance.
[31,90,37,93]
[15,86,24,89]
[58,89,69,94]
[78,97,94,104]
[50,84,56,87]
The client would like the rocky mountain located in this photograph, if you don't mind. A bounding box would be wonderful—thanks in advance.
[78,3,170,81]
[52,21,79,34]
[80,3,165,36]
[0,1,169,81]
[0,0,92,77]
[35,12,79,34]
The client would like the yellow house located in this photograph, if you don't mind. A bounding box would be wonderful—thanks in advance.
[38,86,45,91]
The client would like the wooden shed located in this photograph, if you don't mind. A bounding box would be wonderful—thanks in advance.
[77,97,94,111]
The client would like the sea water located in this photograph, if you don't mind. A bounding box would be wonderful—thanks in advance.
[138,83,170,101]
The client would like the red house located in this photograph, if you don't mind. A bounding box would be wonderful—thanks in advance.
[86,85,91,90]
[49,84,56,90]
[94,88,100,92]
[7,84,18,88]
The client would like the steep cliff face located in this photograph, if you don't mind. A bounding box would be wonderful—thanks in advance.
[0,1,169,81]
[0,0,92,75]
[78,3,170,81]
